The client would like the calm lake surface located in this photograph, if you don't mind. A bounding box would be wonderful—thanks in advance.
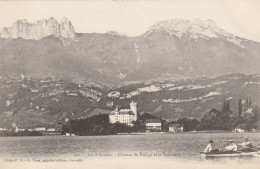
[1,132,260,160]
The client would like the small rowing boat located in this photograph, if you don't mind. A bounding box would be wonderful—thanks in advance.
[200,151,260,158]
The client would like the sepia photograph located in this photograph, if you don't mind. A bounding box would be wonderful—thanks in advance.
[0,0,260,169]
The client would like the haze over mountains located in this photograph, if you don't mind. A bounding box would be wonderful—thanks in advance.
[0,17,260,84]
[0,17,260,128]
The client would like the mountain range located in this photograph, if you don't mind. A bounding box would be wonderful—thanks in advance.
[0,17,260,128]
[0,17,260,84]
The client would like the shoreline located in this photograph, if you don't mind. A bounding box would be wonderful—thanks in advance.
[1,130,260,137]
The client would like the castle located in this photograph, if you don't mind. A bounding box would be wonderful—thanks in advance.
[109,101,137,126]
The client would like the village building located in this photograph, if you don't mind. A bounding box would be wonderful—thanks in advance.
[14,127,26,132]
[34,127,46,131]
[234,128,245,133]
[46,128,56,132]
[169,124,184,133]
[109,101,137,126]
[235,123,247,133]
[0,127,7,131]
[145,119,161,132]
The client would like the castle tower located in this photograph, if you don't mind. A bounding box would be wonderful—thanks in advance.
[130,101,137,121]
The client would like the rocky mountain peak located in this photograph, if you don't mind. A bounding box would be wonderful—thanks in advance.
[147,18,244,47]
[0,17,77,40]
[148,18,223,37]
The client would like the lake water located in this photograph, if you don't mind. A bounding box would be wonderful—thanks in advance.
[0,132,260,159]
[1,132,260,169]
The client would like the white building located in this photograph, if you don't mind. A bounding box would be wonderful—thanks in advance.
[169,124,184,133]
[235,128,245,133]
[14,127,26,132]
[0,128,7,131]
[46,128,56,132]
[109,101,138,126]
[35,127,46,131]
[145,119,161,132]
[235,123,247,133]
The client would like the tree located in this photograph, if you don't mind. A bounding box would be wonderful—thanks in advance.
[238,98,242,117]
[176,118,199,132]
[199,105,233,130]
[221,99,230,114]
[199,108,220,130]
[248,96,252,107]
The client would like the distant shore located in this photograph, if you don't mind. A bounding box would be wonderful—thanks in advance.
[0,130,43,137]
[1,129,260,137]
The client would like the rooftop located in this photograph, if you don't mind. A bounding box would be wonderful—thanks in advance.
[110,109,135,115]
[145,119,161,123]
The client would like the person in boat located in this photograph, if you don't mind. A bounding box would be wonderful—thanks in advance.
[238,137,254,152]
[204,140,219,153]
[239,136,253,148]
[221,140,238,152]
[204,140,214,153]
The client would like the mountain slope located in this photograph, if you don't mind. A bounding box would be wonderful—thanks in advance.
[0,75,103,128]
[99,73,260,121]
[1,73,260,128]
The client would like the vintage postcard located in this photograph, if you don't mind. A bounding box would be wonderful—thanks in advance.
[0,0,260,169]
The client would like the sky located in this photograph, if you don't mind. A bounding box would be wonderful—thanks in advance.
[0,0,260,42]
